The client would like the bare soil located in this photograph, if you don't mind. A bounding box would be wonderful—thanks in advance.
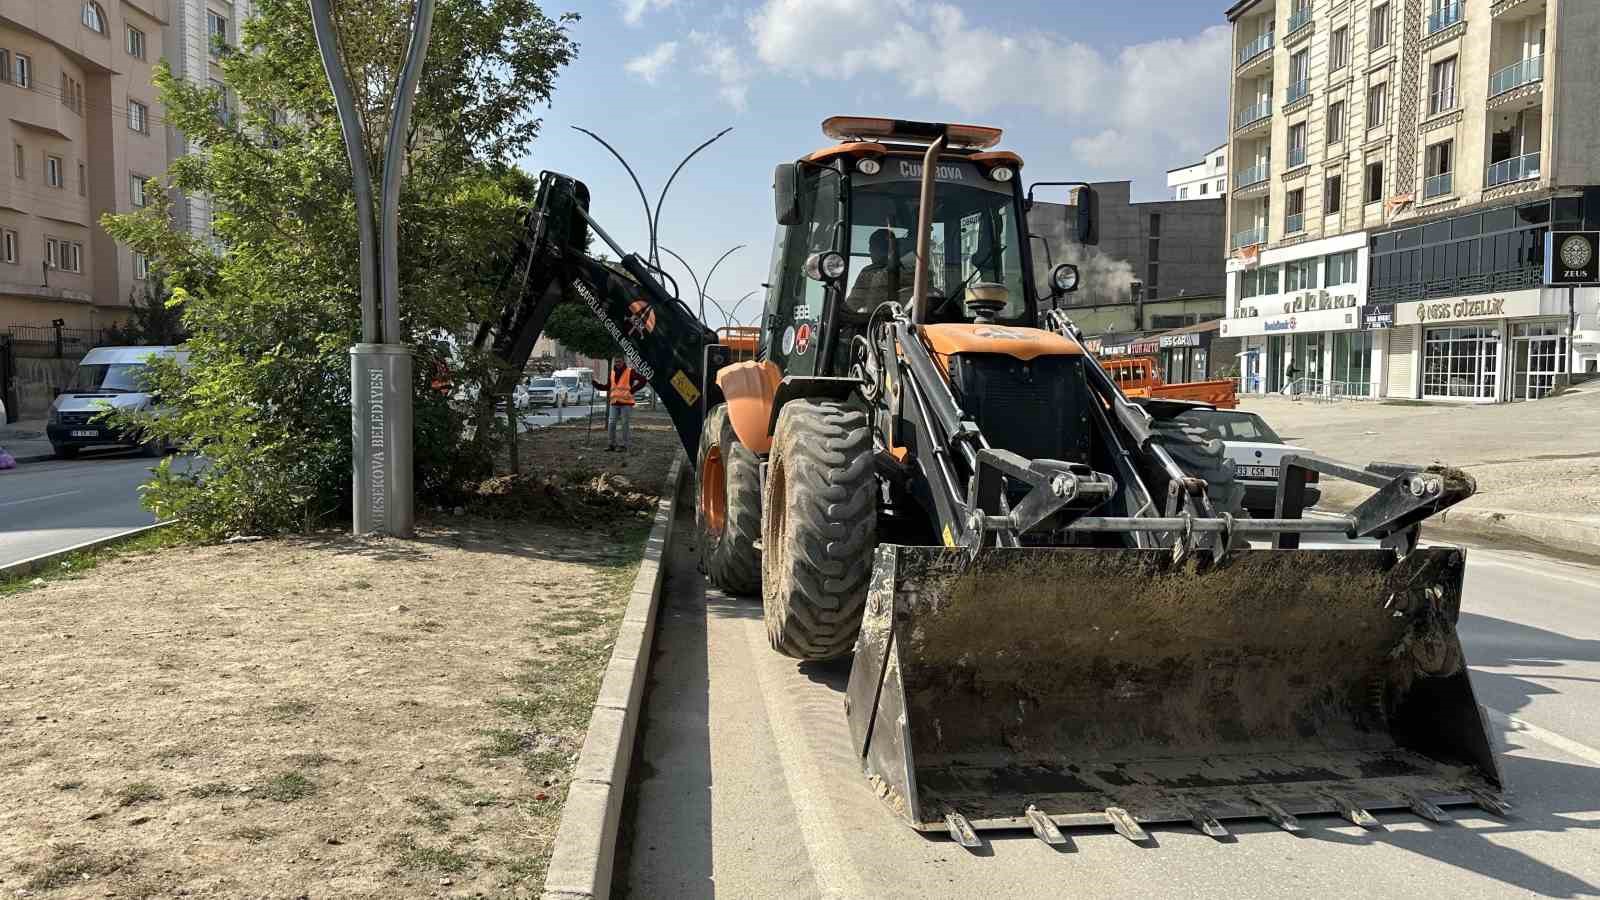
[0,411,681,899]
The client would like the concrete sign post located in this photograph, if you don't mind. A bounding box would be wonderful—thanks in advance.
[310,0,434,537]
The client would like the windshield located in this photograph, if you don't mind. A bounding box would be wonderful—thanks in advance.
[1179,410,1283,443]
[529,378,556,388]
[844,168,1027,322]
[555,375,579,388]
[69,363,150,393]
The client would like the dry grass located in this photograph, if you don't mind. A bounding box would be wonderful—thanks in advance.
[0,411,680,898]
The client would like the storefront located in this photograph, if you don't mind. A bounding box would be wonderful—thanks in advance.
[1220,304,1369,397]
[1379,288,1573,402]
[1150,320,1235,383]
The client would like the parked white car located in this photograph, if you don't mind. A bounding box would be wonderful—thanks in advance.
[524,376,568,408]
[1176,407,1322,518]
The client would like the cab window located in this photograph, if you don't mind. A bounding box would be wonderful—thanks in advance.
[769,166,840,375]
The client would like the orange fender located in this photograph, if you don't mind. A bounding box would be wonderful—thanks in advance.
[715,360,782,454]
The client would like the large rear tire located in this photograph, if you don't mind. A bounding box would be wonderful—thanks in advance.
[696,404,762,595]
[761,398,877,661]
[1149,417,1246,517]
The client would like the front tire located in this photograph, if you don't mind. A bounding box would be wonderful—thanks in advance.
[761,398,877,661]
[696,404,762,595]
[52,444,79,460]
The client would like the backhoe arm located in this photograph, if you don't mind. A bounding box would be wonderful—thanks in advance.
[474,171,718,460]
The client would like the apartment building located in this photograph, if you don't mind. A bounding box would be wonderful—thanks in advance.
[165,0,251,240]
[1,0,170,333]
[1221,0,1600,402]
[1167,144,1230,200]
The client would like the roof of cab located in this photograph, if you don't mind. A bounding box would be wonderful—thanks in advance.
[81,346,184,365]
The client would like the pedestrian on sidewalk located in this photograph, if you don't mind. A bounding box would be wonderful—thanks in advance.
[593,359,648,452]
[1284,360,1301,397]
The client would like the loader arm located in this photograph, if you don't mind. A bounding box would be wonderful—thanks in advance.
[475,171,719,461]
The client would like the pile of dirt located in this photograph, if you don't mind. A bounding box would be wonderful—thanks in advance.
[472,468,657,526]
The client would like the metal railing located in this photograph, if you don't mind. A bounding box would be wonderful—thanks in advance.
[1489,54,1543,97]
[1287,145,1307,168]
[2,325,110,357]
[1486,151,1540,187]
[1284,212,1305,234]
[1233,225,1266,248]
[1287,4,1313,33]
[1238,31,1274,65]
[1427,1,1463,34]
[1367,266,1542,304]
[1423,171,1453,199]
[1234,162,1270,189]
[1330,380,1376,401]
[1286,79,1310,104]
[1236,99,1272,128]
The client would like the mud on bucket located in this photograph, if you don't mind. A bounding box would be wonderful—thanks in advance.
[843,543,1503,834]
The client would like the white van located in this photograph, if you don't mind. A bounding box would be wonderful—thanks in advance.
[554,368,596,406]
[46,346,186,459]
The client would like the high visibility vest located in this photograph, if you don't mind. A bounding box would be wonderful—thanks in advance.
[609,367,636,406]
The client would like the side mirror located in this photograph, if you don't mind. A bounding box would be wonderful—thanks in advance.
[1074,185,1098,246]
[1050,263,1080,298]
[773,163,800,226]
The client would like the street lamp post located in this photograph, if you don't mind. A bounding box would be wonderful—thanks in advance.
[310,0,433,537]
[700,244,745,323]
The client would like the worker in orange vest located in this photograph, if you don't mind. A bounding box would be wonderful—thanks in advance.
[592,359,648,452]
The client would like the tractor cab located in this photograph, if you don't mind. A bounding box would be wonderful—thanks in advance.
[763,117,1090,377]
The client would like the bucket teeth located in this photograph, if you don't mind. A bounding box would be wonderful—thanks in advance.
[1189,807,1230,839]
[1025,805,1068,846]
[1472,790,1513,818]
[1250,794,1303,833]
[1105,807,1149,843]
[945,812,982,849]
[1405,793,1453,824]
[1325,794,1384,830]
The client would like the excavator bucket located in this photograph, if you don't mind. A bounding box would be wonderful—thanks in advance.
[845,544,1504,838]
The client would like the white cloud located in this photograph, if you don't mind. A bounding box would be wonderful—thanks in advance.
[690,30,751,112]
[745,0,1230,177]
[619,0,675,26]
[625,41,679,84]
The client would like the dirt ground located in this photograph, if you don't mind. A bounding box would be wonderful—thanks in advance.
[0,410,683,899]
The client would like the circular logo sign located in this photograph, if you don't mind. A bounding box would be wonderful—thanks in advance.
[1561,235,1593,270]
[795,323,813,354]
[781,325,796,355]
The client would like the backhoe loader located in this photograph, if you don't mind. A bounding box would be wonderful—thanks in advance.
[489,116,1505,845]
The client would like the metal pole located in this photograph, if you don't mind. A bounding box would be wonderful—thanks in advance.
[700,244,745,324]
[652,127,732,270]
[571,125,656,265]
[659,246,705,319]
[380,0,434,344]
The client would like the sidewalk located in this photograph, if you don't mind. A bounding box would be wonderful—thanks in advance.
[0,418,53,463]
[1239,387,1600,557]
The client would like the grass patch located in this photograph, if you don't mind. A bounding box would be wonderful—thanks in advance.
[384,834,470,873]
[253,772,316,802]
[349,578,374,590]
[406,795,455,833]
[187,781,235,799]
[229,825,273,843]
[23,843,134,891]
[264,699,315,722]
[285,751,337,768]
[0,527,180,597]
[115,781,163,807]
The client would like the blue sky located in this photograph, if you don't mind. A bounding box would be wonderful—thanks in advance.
[516,0,1233,327]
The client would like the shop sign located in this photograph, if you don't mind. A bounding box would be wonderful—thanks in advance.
[1100,342,1130,356]
[1084,338,1104,354]
[1416,296,1505,323]
[1279,290,1358,315]
[1361,302,1394,330]
[1129,339,1160,355]
[1394,289,1540,326]
[1263,316,1297,332]
[1545,231,1600,285]
[1159,332,1202,348]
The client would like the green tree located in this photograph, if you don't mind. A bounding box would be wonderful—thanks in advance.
[102,0,576,539]
[103,275,189,346]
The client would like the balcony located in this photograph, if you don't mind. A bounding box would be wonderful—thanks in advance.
[1236,99,1272,129]
[1486,151,1540,187]
[1423,171,1454,199]
[1233,225,1266,248]
[1286,79,1310,105]
[1428,1,1463,34]
[1287,5,1313,34]
[1287,145,1307,168]
[1234,162,1270,189]
[1237,31,1274,66]
[1489,55,1543,97]
[1284,213,1305,234]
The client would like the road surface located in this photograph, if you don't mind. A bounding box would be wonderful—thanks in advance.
[622,503,1600,898]
[0,451,173,567]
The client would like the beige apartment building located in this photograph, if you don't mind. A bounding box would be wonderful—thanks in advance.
[1222,0,1600,403]
[1,0,170,335]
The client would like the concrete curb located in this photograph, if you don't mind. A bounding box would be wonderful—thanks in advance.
[541,453,688,900]
[0,521,175,580]
[1316,481,1600,559]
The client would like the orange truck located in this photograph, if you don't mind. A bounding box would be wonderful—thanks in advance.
[1101,355,1238,409]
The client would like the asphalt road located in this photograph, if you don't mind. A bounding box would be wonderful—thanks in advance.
[622,506,1600,898]
[0,451,173,567]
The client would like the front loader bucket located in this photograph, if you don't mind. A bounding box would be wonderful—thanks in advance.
[844,544,1504,838]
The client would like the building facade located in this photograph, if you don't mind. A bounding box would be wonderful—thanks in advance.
[1221,0,1600,401]
[1,0,172,334]
[1167,143,1230,201]
[165,0,252,241]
